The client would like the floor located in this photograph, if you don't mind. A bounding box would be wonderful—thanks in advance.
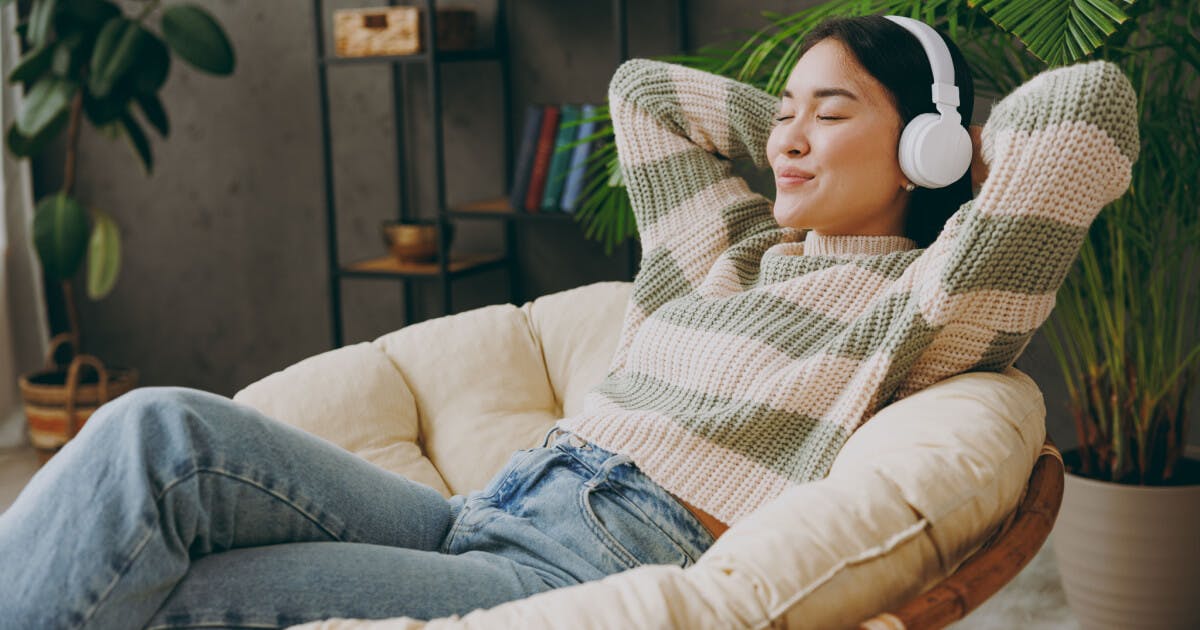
[0,445,1079,627]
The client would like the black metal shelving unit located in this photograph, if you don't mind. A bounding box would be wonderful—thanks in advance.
[313,0,689,349]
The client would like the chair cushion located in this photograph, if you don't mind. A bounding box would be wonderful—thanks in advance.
[523,281,631,418]
[234,281,1045,629]
[287,367,1044,630]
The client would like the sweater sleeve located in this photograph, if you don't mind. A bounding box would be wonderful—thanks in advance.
[895,59,1139,396]
[605,59,781,372]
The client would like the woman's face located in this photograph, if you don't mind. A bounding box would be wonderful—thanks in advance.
[766,39,911,235]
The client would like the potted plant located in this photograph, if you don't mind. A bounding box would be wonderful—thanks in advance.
[3,0,235,464]
[575,0,1199,625]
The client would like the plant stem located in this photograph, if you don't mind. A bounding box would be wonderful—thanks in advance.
[134,0,161,24]
[60,279,82,360]
[61,90,85,356]
[63,90,83,197]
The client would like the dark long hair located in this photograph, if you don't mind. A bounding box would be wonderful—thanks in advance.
[797,15,975,248]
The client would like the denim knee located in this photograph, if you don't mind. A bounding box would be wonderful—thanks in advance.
[80,386,197,438]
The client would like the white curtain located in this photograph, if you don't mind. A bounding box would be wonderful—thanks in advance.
[0,2,50,449]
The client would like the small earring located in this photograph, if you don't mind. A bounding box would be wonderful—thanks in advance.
[904,182,916,192]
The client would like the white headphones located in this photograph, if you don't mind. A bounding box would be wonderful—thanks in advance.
[883,15,973,189]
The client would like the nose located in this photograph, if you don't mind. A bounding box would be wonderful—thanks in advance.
[782,123,810,157]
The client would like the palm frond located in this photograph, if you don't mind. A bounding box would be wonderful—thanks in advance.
[971,0,1135,65]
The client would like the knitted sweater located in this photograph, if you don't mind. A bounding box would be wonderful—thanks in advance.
[555,57,1140,526]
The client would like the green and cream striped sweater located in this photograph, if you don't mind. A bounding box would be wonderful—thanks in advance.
[556,57,1139,526]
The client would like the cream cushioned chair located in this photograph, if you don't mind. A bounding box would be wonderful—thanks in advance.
[233,281,1055,630]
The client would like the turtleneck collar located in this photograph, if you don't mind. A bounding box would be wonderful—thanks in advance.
[801,230,917,257]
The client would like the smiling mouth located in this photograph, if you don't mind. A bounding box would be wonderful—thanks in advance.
[775,175,813,189]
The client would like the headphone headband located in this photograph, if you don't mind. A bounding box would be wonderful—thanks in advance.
[880,15,973,189]
[883,15,960,111]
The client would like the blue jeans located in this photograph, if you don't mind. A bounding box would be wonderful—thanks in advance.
[0,387,716,629]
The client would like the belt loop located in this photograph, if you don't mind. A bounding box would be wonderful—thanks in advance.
[541,425,564,448]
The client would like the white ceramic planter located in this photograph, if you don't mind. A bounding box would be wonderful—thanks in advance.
[1052,445,1200,630]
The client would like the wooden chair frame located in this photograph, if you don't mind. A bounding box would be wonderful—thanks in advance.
[858,438,1065,629]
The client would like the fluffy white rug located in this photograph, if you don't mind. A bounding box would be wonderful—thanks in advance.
[947,531,1079,629]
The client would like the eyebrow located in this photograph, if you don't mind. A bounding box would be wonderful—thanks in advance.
[781,87,860,101]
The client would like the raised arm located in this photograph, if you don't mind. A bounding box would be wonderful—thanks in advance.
[604,59,783,373]
[896,59,1140,395]
[608,58,781,283]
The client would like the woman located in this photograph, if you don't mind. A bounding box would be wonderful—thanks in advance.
[0,14,1137,629]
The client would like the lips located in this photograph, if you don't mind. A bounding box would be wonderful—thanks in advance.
[775,166,814,189]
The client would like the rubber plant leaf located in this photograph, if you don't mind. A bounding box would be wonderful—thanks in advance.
[16,76,76,137]
[86,209,122,300]
[33,192,90,281]
[161,4,236,75]
[89,17,144,99]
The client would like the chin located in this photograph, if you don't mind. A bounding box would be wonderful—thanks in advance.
[772,202,808,229]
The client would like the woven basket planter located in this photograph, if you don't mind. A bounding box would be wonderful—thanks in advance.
[17,333,138,465]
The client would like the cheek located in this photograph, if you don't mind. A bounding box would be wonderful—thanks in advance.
[765,129,782,163]
[826,127,901,186]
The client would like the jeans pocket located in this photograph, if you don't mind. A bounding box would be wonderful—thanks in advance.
[576,469,694,573]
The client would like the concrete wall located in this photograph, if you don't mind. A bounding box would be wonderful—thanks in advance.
[30,0,1197,452]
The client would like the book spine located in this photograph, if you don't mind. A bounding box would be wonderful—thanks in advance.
[540,103,581,211]
[509,104,545,212]
[560,103,598,213]
[524,105,560,213]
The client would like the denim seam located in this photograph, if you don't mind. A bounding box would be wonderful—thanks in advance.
[146,618,278,629]
[439,501,474,554]
[603,482,698,565]
[577,482,640,571]
[77,517,158,629]
[161,467,348,541]
[567,451,699,566]
[476,448,538,503]
[78,467,347,629]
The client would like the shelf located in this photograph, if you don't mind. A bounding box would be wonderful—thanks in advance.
[340,253,507,279]
[448,197,580,222]
[323,48,501,66]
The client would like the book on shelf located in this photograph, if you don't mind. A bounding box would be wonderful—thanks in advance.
[509,104,544,212]
[560,102,599,213]
[540,104,580,212]
[523,104,560,213]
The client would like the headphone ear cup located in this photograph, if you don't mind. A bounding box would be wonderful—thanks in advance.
[898,113,973,189]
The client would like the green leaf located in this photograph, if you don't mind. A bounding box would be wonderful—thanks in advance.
[28,0,59,48]
[53,0,121,43]
[33,192,90,280]
[82,85,131,126]
[134,92,169,136]
[161,4,236,75]
[119,111,152,174]
[51,32,85,76]
[131,30,171,94]
[8,45,55,85]
[5,109,68,157]
[89,17,144,98]
[17,76,76,137]
[59,0,120,24]
[86,209,121,300]
[976,0,1132,65]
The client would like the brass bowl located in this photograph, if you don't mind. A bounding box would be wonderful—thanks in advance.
[381,221,454,263]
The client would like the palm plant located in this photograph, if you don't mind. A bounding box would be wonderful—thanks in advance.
[574,0,1198,485]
